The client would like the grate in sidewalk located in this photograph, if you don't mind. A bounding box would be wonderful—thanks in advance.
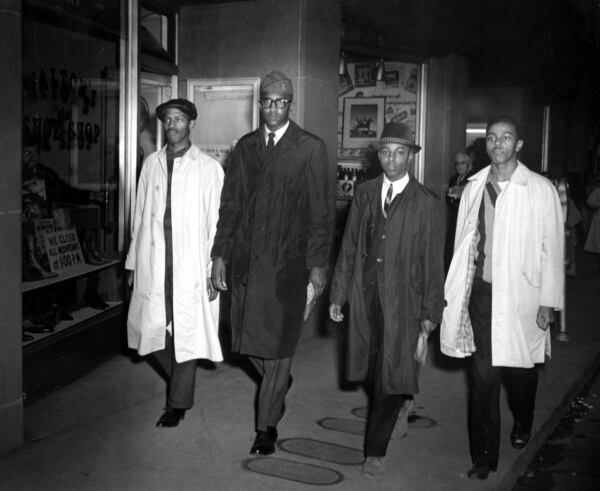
[278,437,363,465]
[317,417,365,435]
[241,456,344,485]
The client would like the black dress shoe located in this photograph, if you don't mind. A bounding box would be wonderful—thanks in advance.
[467,463,494,480]
[511,425,531,449]
[156,408,186,427]
[250,426,278,455]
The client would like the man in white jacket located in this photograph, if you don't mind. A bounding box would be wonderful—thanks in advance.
[126,99,224,427]
[441,115,564,480]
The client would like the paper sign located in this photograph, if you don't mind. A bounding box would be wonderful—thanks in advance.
[44,229,85,272]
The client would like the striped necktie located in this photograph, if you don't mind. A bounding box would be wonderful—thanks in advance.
[383,183,393,217]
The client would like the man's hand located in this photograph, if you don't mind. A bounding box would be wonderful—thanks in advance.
[420,319,437,336]
[329,303,344,322]
[309,266,327,298]
[211,257,228,291]
[207,277,218,301]
[127,270,134,289]
[537,306,554,331]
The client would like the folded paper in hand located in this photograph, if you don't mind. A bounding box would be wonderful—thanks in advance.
[414,331,428,365]
[304,283,318,321]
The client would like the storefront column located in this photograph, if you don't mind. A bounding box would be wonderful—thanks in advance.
[0,0,24,453]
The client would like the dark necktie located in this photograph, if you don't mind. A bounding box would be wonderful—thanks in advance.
[267,132,275,152]
[383,183,393,217]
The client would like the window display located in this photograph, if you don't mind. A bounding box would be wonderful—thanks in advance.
[22,0,125,346]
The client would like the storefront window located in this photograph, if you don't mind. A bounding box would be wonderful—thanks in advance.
[22,0,126,348]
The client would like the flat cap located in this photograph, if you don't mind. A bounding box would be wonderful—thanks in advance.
[156,98,198,121]
[260,71,293,99]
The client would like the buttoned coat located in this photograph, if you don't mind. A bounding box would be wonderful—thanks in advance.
[330,175,445,394]
[211,121,333,359]
[441,163,565,367]
[126,145,224,363]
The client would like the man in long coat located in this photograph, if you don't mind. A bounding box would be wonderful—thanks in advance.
[126,99,224,428]
[329,122,445,479]
[211,71,333,455]
[441,115,564,480]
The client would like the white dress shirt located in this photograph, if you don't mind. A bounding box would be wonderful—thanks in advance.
[381,173,409,212]
[264,121,290,147]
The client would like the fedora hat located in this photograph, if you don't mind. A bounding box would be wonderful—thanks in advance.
[379,122,421,152]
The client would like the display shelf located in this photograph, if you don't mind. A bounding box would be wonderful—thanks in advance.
[22,259,122,293]
[22,301,124,352]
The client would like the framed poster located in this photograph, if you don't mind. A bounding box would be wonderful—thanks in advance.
[354,63,376,87]
[343,97,385,148]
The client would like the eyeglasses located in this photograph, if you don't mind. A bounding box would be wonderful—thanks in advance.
[259,98,290,110]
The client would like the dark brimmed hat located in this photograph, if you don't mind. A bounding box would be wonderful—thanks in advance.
[379,122,421,152]
[260,71,293,99]
[156,98,198,121]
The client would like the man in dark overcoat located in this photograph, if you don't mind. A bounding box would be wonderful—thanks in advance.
[211,70,333,455]
[329,122,445,479]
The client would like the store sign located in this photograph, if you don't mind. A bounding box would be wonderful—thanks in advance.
[44,229,85,273]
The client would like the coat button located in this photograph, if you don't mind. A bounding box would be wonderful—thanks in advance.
[376,258,383,263]
[381,234,385,239]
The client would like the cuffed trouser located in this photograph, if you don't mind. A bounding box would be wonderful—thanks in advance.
[249,356,293,432]
[468,277,539,467]
[364,289,405,457]
[153,331,197,410]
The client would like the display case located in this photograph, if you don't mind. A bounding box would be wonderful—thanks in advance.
[21,0,126,355]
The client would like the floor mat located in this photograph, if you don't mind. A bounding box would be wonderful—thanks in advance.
[278,437,363,465]
[317,417,365,436]
[241,456,344,485]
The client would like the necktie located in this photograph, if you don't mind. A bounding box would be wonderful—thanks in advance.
[267,132,275,152]
[383,183,393,217]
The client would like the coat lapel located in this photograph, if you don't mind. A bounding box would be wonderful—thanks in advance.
[366,175,384,219]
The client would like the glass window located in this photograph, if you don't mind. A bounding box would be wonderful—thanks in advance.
[22,0,126,348]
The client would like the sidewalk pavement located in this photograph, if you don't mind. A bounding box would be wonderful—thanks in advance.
[1,250,599,491]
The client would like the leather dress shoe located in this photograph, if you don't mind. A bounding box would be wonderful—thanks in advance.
[156,408,186,427]
[250,426,278,455]
[467,463,496,480]
[511,425,531,449]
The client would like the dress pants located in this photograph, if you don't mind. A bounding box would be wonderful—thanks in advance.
[468,277,539,467]
[153,331,197,410]
[364,289,405,457]
[249,356,293,432]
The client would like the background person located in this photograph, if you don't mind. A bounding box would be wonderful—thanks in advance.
[445,151,473,271]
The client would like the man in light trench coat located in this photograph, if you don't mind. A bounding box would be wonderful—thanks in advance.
[126,98,224,428]
[441,115,564,480]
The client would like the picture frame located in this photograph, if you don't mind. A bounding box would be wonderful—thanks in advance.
[354,63,376,87]
[342,97,385,149]
[339,73,354,96]
[384,70,400,87]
